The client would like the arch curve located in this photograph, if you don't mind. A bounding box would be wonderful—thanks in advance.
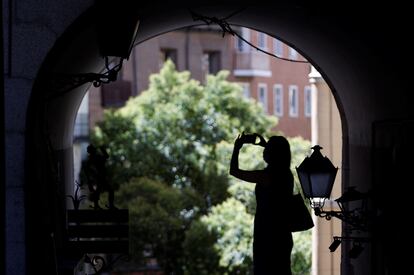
[27,2,359,273]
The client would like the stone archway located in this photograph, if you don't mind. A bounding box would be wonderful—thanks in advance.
[17,2,408,275]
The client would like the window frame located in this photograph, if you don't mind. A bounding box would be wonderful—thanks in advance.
[258,83,268,113]
[257,32,267,50]
[288,47,298,60]
[304,85,312,117]
[239,82,251,98]
[273,84,283,116]
[273,38,283,57]
[236,27,251,52]
[160,48,178,68]
[289,85,299,117]
[202,51,221,75]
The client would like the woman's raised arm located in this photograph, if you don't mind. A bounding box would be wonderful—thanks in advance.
[230,134,267,183]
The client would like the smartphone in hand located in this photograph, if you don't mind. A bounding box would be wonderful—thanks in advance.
[243,133,258,144]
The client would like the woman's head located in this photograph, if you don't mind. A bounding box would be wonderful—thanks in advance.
[263,136,291,168]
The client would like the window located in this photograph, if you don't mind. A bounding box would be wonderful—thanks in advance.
[160,48,177,68]
[257,32,267,50]
[239,83,250,98]
[74,93,89,139]
[273,38,283,57]
[304,86,312,117]
[288,47,298,60]
[273,84,283,116]
[74,113,89,139]
[289,85,299,117]
[202,51,221,75]
[258,83,268,113]
[236,27,250,52]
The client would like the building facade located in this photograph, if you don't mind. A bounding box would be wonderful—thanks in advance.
[74,26,313,185]
[76,27,312,142]
[230,28,311,140]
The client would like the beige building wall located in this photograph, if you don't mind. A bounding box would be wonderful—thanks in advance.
[309,67,342,275]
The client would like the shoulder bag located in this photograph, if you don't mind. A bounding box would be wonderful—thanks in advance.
[289,193,314,232]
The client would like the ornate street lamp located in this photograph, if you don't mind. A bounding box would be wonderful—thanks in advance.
[47,1,140,98]
[296,145,370,231]
[95,0,140,60]
[296,145,338,206]
[296,145,371,258]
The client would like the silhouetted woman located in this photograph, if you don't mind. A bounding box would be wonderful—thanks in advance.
[230,133,293,275]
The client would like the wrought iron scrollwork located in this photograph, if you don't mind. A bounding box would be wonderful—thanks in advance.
[80,253,130,275]
[45,56,124,100]
[84,254,106,274]
[66,181,87,210]
[313,188,371,232]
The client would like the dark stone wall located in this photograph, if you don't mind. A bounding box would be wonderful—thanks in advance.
[3,1,412,274]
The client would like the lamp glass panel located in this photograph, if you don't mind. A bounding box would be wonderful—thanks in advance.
[297,170,311,198]
[309,173,334,198]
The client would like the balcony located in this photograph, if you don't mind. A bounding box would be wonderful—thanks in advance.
[233,51,271,77]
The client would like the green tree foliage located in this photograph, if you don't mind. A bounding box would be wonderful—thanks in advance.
[292,230,313,275]
[90,60,312,274]
[200,198,254,274]
[182,220,223,275]
[92,60,275,211]
[116,177,199,273]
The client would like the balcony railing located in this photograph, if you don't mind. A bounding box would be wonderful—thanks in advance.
[233,51,271,77]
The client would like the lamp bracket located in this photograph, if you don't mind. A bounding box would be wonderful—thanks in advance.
[44,56,124,100]
[333,236,371,243]
[314,207,369,232]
